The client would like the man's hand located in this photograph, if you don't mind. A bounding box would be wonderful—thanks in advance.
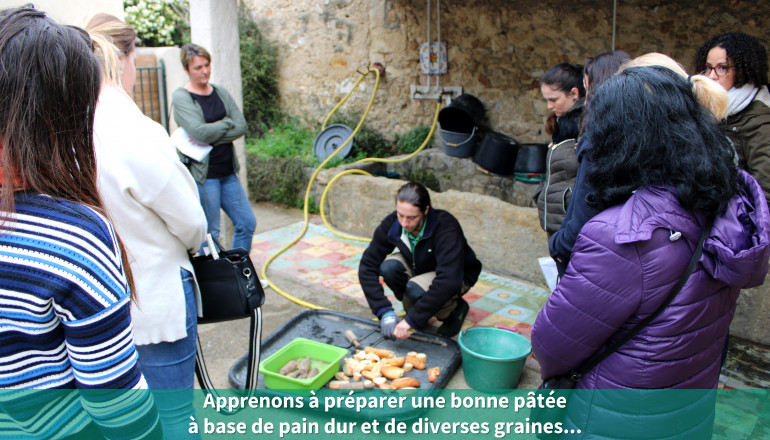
[380,311,398,340]
[393,319,413,339]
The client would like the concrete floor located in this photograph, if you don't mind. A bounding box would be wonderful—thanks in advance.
[196,201,543,391]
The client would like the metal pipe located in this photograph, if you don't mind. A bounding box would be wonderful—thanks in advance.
[612,0,617,50]
[426,0,431,91]
[436,0,440,91]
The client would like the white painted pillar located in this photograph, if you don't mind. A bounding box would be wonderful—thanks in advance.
[190,0,245,183]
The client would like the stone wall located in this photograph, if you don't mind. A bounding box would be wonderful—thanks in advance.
[244,0,770,142]
[320,174,549,284]
[383,147,539,207]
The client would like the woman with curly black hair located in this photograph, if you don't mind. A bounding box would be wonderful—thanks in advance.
[533,65,770,438]
[695,32,770,203]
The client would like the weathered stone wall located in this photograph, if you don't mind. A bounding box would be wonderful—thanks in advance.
[321,174,549,284]
[384,148,539,207]
[244,0,770,142]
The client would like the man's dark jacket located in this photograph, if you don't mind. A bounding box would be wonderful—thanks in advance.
[358,208,482,330]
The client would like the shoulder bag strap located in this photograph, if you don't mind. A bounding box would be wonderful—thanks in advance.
[570,217,714,381]
[195,307,262,414]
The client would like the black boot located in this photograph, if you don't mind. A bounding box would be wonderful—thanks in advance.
[437,298,469,337]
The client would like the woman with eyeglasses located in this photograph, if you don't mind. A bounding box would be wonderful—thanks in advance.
[695,32,770,203]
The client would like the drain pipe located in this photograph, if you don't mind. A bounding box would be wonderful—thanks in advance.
[436,0,441,93]
[612,0,617,50]
[426,0,431,92]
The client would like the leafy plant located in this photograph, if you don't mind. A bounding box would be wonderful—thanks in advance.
[124,0,189,47]
[395,125,433,154]
[329,115,390,159]
[407,169,441,192]
[246,123,315,160]
[246,155,314,210]
[239,5,281,136]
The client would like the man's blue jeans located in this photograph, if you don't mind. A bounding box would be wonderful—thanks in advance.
[197,174,257,251]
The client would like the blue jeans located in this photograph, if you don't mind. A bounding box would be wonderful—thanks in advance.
[135,269,200,440]
[197,174,257,251]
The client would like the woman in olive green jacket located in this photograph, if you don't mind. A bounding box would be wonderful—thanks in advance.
[695,32,770,204]
[172,43,256,251]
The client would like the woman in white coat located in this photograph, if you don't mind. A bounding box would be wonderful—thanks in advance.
[86,13,207,440]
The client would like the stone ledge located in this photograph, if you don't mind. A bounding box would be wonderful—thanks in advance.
[384,147,540,208]
[320,173,549,286]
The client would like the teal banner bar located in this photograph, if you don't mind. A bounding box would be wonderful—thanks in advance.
[1,389,767,439]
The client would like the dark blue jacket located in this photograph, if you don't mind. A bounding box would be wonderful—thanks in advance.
[358,208,482,329]
[549,132,601,276]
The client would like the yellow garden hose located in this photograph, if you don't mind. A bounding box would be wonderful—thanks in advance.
[318,100,441,243]
[260,67,381,309]
[261,66,442,310]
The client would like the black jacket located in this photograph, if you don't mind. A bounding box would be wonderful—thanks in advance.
[358,208,482,329]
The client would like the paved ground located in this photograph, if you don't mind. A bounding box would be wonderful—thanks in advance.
[197,201,542,390]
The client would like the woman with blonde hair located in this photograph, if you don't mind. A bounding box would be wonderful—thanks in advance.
[624,52,728,119]
[85,13,207,440]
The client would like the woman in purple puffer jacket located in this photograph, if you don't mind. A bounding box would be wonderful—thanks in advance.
[531,66,770,439]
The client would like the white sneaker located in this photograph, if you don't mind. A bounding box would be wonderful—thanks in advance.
[260,279,269,289]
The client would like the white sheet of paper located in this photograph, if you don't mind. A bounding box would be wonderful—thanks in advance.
[538,256,559,292]
[170,127,212,162]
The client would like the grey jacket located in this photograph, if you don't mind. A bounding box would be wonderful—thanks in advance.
[171,84,247,184]
[534,138,579,234]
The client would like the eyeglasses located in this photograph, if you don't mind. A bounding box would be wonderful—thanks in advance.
[702,64,734,77]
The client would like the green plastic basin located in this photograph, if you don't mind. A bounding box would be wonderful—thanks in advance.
[258,337,348,390]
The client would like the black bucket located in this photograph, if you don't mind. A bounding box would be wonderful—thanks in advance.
[439,94,486,158]
[473,132,519,175]
[514,143,549,174]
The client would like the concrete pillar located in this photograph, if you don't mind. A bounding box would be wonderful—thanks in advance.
[190,0,247,244]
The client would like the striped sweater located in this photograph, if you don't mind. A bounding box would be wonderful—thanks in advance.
[0,193,162,439]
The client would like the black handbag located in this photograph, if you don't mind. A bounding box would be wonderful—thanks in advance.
[190,234,265,411]
[530,218,713,438]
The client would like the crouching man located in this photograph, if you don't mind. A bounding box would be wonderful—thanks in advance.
[359,181,482,339]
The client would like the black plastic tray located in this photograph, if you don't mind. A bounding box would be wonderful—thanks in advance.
[229,309,461,391]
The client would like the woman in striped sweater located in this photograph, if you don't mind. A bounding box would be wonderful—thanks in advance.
[0,6,162,440]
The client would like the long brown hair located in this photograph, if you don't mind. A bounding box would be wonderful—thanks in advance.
[0,5,136,295]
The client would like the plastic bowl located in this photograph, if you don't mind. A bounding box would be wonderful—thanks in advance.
[457,327,532,391]
[258,337,348,389]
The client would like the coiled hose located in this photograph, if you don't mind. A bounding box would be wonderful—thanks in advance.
[260,67,442,310]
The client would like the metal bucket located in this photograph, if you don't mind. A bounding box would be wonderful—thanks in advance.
[439,126,479,157]
[438,94,486,158]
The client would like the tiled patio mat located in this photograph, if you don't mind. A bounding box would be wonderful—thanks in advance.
[250,220,550,340]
